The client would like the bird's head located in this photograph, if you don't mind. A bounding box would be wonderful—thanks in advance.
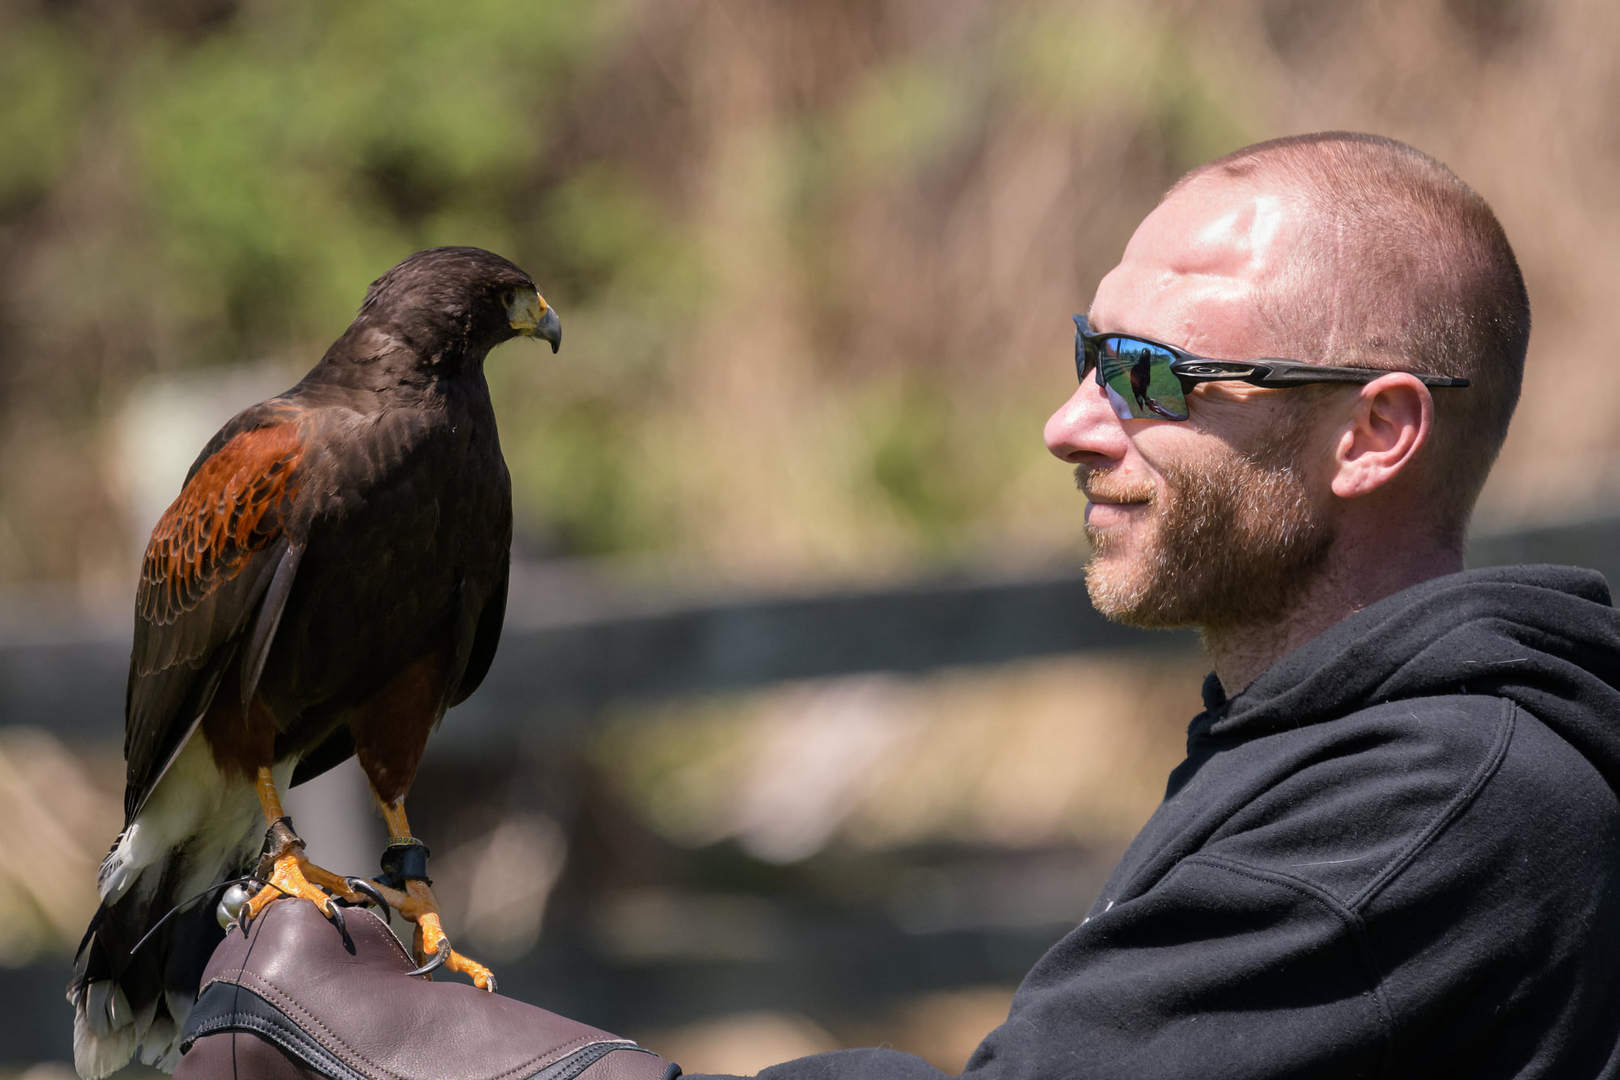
[346,247,561,371]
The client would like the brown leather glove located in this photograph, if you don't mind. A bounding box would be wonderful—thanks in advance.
[176,898,679,1080]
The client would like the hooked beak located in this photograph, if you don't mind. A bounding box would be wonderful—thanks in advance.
[534,306,561,353]
[509,289,562,353]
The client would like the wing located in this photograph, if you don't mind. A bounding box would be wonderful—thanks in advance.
[451,551,509,707]
[123,405,308,821]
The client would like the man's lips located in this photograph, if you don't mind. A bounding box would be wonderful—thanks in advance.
[1084,498,1149,527]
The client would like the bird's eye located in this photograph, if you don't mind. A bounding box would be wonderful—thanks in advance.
[500,289,515,309]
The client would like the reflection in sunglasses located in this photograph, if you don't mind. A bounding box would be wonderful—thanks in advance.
[1098,344,1188,421]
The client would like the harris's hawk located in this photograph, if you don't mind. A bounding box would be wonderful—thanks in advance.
[68,247,560,1077]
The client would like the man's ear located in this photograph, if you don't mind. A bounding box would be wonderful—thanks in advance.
[1329,372,1433,499]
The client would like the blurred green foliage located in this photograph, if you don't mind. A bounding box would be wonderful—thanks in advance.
[0,0,1267,583]
[133,0,604,347]
[840,61,974,184]
[0,17,89,214]
[1003,6,1254,171]
[1,0,704,570]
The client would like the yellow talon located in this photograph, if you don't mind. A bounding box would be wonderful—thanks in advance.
[246,847,361,921]
[373,878,498,991]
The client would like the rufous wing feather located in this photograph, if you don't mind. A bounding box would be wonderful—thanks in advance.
[123,416,307,822]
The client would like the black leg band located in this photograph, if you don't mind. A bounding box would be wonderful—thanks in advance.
[380,839,432,889]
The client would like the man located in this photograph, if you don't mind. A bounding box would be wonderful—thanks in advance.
[173,133,1620,1078]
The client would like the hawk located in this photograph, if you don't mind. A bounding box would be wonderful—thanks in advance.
[68,246,560,1076]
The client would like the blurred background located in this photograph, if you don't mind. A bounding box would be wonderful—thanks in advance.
[3,0,1620,1074]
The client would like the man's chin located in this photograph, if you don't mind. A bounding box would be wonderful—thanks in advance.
[1081,517,1144,561]
[1082,553,1186,629]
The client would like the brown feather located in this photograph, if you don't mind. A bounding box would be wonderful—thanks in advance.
[200,661,280,783]
[350,647,453,805]
[138,422,304,628]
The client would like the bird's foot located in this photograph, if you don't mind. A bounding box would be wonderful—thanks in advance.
[245,818,370,925]
[373,878,497,992]
[413,909,498,992]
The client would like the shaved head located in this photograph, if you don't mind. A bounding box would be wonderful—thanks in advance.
[1173,133,1530,543]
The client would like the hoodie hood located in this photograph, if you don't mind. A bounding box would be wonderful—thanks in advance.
[1199,564,1620,794]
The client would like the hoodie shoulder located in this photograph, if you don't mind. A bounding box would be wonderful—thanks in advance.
[1213,565,1620,797]
[1190,693,1517,905]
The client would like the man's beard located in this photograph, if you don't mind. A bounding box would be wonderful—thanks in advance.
[1078,421,1336,635]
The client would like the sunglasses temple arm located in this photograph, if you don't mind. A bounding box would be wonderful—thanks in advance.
[1237,368,1471,389]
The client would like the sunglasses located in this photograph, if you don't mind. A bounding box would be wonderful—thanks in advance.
[1073,314,1470,422]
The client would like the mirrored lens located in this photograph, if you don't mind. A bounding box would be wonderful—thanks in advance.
[1096,338,1189,421]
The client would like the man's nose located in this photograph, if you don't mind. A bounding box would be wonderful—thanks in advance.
[1044,378,1128,465]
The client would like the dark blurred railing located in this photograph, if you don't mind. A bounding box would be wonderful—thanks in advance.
[0,560,1201,742]
[12,513,1614,741]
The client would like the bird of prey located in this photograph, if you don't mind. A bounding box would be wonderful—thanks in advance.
[68,246,560,1077]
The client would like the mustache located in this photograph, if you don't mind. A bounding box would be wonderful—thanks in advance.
[1073,464,1155,504]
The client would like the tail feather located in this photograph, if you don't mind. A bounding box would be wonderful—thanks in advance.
[68,866,233,1077]
[71,994,139,1080]
[71,734,282,1076]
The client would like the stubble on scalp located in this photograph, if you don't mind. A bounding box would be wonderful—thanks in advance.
[1077,405,1337,635]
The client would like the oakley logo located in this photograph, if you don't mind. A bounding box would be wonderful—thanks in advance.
[1180,363,1256,377]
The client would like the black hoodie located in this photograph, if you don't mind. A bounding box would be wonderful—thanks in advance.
[706,565,1620,1079]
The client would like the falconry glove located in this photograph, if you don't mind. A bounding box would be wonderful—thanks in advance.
[175,898,679,1080]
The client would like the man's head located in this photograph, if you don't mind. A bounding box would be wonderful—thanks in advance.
[1045,133,1529,642]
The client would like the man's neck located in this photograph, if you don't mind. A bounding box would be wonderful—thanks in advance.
[1204,541,1465,697]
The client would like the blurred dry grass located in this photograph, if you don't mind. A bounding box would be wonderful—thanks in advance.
[637,985,1021,1075]
[640,1011,841,1077]
[0,650,1201,967]
[597,653,1205,861]
[0,729,118,966]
